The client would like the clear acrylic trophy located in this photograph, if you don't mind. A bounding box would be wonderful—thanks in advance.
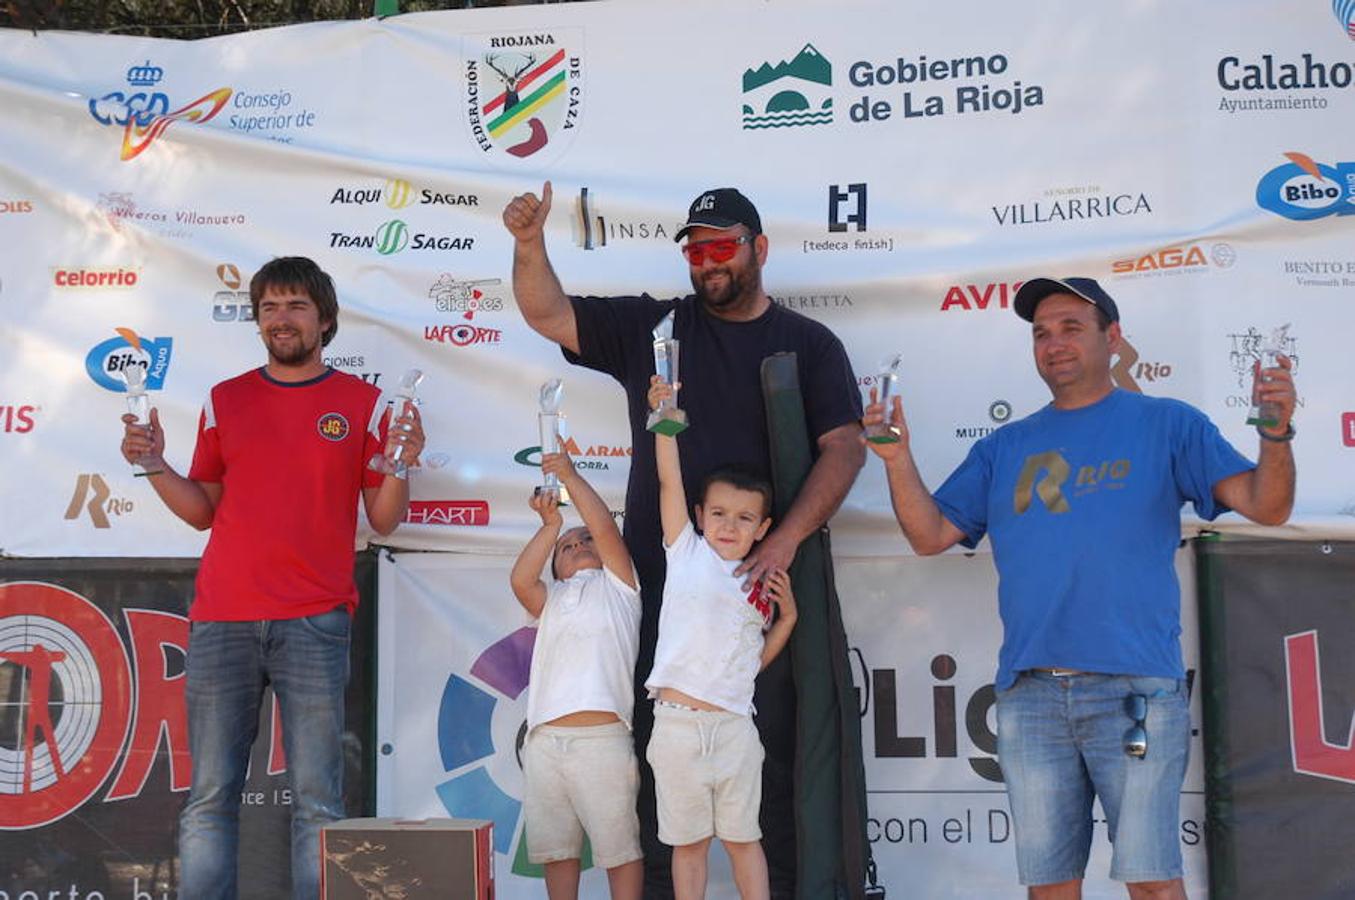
[646,311,689,435]
[1245,324,1288,428]
[865,354,904,444]
[537,378,569,505]
[368,368,423,478]
[120,365,163,476]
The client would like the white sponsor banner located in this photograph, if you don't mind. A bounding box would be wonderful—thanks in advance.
[377,547,1209,897]
[0,0,1352,557]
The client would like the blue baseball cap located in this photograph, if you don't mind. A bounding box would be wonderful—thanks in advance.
[1013,277,1120,323]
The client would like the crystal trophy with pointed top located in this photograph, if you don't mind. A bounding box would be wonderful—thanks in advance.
[368,369,423,478]
[866,354,903,444]
[646,311,689,436]
[1245,324,1288,428]
[120,366,163,476]
[537,379,570,505]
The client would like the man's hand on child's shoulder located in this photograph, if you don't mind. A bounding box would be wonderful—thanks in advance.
[765,568,797,623]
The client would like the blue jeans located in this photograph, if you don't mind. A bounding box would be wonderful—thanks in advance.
[995,671,1190,886]
[178,608,351,900]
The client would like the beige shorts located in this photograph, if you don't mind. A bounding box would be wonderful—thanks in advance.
[646,703,764,846]
[522,721,642,868]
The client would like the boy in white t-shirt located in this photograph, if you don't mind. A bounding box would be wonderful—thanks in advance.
[643,376,798,900]
[510,450,643,899]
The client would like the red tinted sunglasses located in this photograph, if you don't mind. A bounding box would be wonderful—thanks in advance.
[681,234,754,265]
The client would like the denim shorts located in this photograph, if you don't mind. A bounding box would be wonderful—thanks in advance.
[995,671,1189,886]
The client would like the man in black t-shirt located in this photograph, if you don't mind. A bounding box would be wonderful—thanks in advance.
[503,184,865,897]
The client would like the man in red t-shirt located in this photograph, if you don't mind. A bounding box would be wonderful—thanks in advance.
[120,256,424,900]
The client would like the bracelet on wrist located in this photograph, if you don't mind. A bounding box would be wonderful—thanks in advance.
[1256,422,1295,442]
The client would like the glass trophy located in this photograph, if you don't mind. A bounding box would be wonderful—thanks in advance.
[368,368,423,478]
[537,379,569,505]
[865,354,903,444]
[1245,324,1288,428]
[120,365,163,476]
[646,311,689,435]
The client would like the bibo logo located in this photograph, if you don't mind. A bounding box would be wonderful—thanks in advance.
[1256,151,1355,221]
[434,627,596,876]
[85,327,174,392]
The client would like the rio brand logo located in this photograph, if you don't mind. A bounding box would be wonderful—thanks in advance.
[1257,152,1355,221]
[0,583,194,829]
[86,60,232,161]
[84,328,174,393]
[743,44,833,129]
[64,474,134,529]
[463,29,584,164]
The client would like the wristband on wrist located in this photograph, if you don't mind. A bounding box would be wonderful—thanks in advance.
[1256,423,1295,442]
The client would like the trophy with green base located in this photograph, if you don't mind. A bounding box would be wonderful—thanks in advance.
[865,353,903,444]
[646,311,688,436]
[1245,324,1288,429]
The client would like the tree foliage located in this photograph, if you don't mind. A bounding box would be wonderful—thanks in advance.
[1,0,543,38]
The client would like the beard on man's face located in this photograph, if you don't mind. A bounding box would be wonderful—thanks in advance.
[265,328,320,366]
[692,263,752,309]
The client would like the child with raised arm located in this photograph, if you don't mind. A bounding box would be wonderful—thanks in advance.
[510,450,643,900]
[642,375,798,900]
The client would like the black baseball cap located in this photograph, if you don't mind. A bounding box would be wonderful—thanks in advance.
[674,188,762,242]
[1013,276,1120,323]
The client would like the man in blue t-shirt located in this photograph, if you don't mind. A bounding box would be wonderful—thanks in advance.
[863,277,1296,900]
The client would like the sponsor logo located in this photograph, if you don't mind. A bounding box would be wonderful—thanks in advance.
[993,184,1151,227]
[771,292,855,312]
[954,400,1014,441]
[85,328,174,392]
[1284,630,1355,784]
[829,182,867,232]
[743,43,833,129]
[424,324,503,347]
[226,87,320,143]
[404,501,491,527]
[939,281,1023,311]
[1217,42,1354,113]
[847,51,1043,123]
[1110,243,1235,279]
[0,582,195,828]
[86,60,232,161]
[52,267,140,289]
[98,191,246,239]
[463,29,585,164]
[1256,152,1355,221]
[434,625,568,875]
[1014,451,1130,514]
[807,183,895,253]
[316,413,350,442]
[63,474,133,529]
[1342,412,1355,447]
[329,220,474,254]
[515,438,630,472]
[1224,327,1306,413]
[329,179,480,210]
[1282,258,1355,287]
[429,274,505,320]
[323,354,382,387]
[1110,336,1174,394]
[0,200,34,214]
[212,263,254,322]
[1,404,37,434]
[573,188,680,249]
[1340,0,1355,39]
